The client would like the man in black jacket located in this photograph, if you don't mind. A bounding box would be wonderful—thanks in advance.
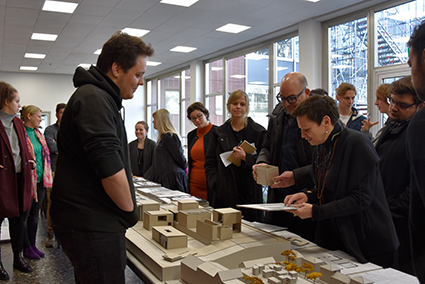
[407,23,425,282]
[375,76,422,275]
[253,72,316,241]
[51,32,154,284]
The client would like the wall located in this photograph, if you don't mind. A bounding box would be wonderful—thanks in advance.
[0,71,144,142]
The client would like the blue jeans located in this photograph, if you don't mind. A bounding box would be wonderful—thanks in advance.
[53,225,127,284]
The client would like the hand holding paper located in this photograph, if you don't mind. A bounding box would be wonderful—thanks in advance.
[227,140,256,167]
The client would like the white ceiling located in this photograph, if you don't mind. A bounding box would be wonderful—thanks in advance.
[0,0,389,78]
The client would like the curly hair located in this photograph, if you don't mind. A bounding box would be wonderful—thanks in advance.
[187,102,210,120]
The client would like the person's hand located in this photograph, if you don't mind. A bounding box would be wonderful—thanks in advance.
[361,117,378,132]
[0,164,3,169]
[233,146,246,161]
[284,192,308,206]
[29,160,36,170]
[271,171,295,188]
[287,203,313,219]
[252,163,268,181]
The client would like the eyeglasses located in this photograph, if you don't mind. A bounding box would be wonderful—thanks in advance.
[190,113,204,122]
[276,87,307,104]
[389,97,416,110]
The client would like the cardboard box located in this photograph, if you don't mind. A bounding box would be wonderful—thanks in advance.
[178,209,211,228]
[213,208,242,232]
[256,165,279,186]
[143,210,174,230]
[152,226,187,249]
[138,200,160,221]
[178,199,199,211]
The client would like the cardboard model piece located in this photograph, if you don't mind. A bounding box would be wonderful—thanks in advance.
[256,164,279,186]
[152,226,188,249]
[213,208,242,232]
[178,199,199,211]
[178,209,212,228]
[143,209,174,230]
[138,199,160,221]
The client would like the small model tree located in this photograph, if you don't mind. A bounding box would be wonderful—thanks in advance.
[281,250,297,263]
[307,272,322,283]
[301,262,314,278]
[285,263,299,272]
[243,275,264,284]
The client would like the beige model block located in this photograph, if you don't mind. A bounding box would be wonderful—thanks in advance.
[256,165,279,186]
[138,200,160,221]
[218,225,233,239]
[152,226,187,249]
[320,263,342,283]
[143,210,173,230]
[331,272,351,284]
[196,219,220,240]
[178,199,199,211]
[213,208,242,232]
[178,209,211,228]
[302,256,326,273]
[181,255,205,284]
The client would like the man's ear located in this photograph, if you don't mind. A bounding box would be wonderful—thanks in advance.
[110,62,122,78]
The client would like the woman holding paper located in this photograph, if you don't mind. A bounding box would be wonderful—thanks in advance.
[205,90,266,221]
[281,95,398,267]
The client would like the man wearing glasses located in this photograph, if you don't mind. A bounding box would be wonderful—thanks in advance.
[253,72,316,241]
[374,76,422,275]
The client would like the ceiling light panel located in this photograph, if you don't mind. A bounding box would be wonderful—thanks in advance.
[24,53,46,59]
[20,66,38,71]
[122,28,150,37]
[31,33,58,41]
[42,1,78,13]
[147,61,162,66]
[160,0,199,7]
[216,23,251,34]
[170,46,197,53]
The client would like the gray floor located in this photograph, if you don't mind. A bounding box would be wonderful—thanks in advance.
[0,217,144,283]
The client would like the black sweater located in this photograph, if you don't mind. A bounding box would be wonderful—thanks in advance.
[51,66,139,233]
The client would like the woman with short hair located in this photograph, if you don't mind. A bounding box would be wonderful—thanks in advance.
[281,95,399,267]
[336,82,366,131]
[186,102,217,201]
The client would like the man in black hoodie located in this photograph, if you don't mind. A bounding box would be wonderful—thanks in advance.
[51,32,154,284]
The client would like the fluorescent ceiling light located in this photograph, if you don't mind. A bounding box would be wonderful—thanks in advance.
[122,28,150,37]
[78,63,91,69]
[24,53,46,59]
[31,33,58,41]
[147,61,162,66]
[42,0,78,13]
[216,23,251,34]
[94,49,102,55]
[230,75,246,79]
[160,0,199,7]
[249,81,266,85]
[211,67,223,71]
[306,0,320,2]
[170,46,197,53]
[20,66,38,71]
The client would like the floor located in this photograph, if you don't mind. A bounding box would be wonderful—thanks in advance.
[0,217,145,284]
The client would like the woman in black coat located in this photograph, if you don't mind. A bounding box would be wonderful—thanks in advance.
[282,95,399,268]
[144,109,188,193]
[205,90,266,222]
[128,121,155,177]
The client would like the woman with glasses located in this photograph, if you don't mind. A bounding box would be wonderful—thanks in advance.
[205,90,266,221]
[281,95,399,268]
[186,102,217,201]
[128,121,156,177]
[144,109,188,192]
[335,83,366,132]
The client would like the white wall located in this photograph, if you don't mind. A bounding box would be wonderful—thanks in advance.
[0,71,145,141]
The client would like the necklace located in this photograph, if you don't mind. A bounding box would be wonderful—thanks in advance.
[316,136,339,205]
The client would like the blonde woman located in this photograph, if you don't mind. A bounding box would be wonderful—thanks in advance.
[144,109,188,192]
[205,90,266,222]
[21,105,52,260]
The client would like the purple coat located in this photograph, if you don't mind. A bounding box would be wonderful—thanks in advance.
[0,117,33,218]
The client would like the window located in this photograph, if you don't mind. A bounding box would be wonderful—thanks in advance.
[146,79,158,141]
[205,59,224,125]
[329,17,368,115]
[375,0,425,67]
[275,36,299,84]
[181,69,191,154]
[159,75,180,134]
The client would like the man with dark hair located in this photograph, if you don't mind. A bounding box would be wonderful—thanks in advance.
[252,72,316,241]
[375,76,421,275]
[51,31,154,284]
[407,22,425,282]
[43,103,66,248]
